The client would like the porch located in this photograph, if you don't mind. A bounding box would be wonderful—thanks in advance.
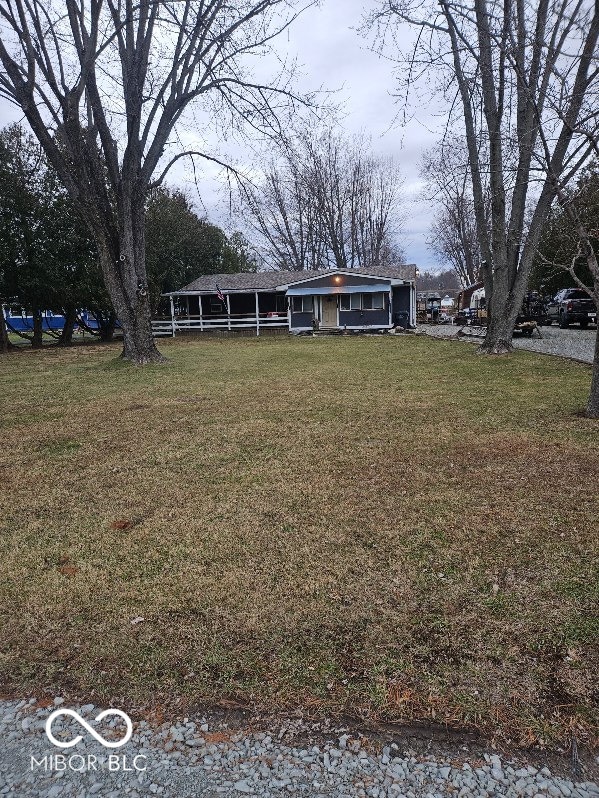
[152,290,289,337]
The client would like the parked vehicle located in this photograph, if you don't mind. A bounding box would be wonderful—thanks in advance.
[545,288,597,328]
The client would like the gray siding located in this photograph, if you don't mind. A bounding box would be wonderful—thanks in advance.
[392,286,410,311]
[392,286,411,326]
[291,273,386,290]
[290,312,313,329]
[338,310,389,327]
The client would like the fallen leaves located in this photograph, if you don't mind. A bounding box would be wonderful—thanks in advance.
[58,564,79,577]
[111,519,133,530]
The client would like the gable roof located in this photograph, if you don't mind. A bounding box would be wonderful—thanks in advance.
[172,264,417,294]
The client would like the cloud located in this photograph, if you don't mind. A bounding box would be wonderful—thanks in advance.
[0,1,448,272]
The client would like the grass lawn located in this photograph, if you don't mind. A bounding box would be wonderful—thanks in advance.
[0,334,597,748]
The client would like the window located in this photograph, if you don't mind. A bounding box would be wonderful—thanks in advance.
[340,294,362,310]
[339,292,385,311]
[566,290,591,300]
[210,299,225,313]
[292,296,313,313]
[372,292,385,309]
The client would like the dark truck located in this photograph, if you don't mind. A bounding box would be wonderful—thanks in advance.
[545,288,597,328]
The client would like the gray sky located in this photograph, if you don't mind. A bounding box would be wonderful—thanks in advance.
[0,0,446,272]
[171,0,446,271]
[292,0,445,271]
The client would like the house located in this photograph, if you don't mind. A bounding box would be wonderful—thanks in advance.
[155,265,417,337]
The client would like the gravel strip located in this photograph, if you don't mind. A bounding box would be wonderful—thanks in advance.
[1,698,598,797]
[419,324,597,364]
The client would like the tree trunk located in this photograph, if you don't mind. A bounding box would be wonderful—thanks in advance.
[587,323,599,418]
[31,308,43,349]
[0,308,12,353]
[58,307,77,346]
[477,277,521,354]
[95,195,165,365]
[99,311,117,342]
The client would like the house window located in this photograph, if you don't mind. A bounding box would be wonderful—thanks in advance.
[292,296,313,313]
[340,294,362,310]
[339,292,385,311]
[374,292,385,309]
[210,299,225,313]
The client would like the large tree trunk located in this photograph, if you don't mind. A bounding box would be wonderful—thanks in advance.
[58,307,77,346]
[99,249,162,363]
[587,323,599,419]
[0,308,12,353]
[479,294,522,354]
[31,308,43,349]
[96,194,164,365]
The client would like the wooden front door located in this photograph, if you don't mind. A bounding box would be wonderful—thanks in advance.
[321,296,337,327]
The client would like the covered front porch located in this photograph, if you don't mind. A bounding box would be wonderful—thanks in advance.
[152,290,289,337]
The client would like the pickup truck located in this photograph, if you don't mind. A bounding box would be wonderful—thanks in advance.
[545,288,597,328]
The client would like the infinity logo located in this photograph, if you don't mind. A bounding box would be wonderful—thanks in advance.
[45,709,133,749]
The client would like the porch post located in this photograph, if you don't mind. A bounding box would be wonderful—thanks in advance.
[199,294,204,331]
[186,296,190,319]
[388,289,392,327]
[255,291,260,337]
[226,294,231,330]
[169,295,176,337]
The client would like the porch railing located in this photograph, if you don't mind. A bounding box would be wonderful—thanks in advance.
[152,313,289,337]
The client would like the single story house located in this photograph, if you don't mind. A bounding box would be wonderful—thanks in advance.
[155,265,417,336]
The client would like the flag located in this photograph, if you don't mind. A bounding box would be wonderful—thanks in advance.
[215,284,226,307]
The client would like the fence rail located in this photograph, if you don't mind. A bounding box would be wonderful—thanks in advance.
[151,314,289,337]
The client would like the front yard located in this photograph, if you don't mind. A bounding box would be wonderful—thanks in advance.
[0,335,597,747]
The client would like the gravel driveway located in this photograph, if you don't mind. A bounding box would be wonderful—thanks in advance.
[1,698,598,798]
[420,324,597,364]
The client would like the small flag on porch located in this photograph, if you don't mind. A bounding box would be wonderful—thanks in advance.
[216,284,228,315]
[215,283,226,305]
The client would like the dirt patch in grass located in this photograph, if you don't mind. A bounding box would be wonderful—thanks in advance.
[0,335,597,749]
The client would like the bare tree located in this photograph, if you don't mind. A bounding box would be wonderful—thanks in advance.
[555,208,599,417]
[422,143,486,287]
[0,0,310,363]
[242,129,405,270]
[371,0,599,353]
[536,160,599,416]
[242,151,328,270]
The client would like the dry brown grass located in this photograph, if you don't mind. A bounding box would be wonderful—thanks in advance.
[0,334,598,748]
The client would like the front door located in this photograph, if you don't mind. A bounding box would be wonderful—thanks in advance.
[321,296,337,327]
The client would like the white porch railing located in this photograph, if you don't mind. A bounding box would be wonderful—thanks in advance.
[152,314,289,337]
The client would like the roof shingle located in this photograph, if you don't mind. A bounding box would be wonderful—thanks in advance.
[173,265,417,294]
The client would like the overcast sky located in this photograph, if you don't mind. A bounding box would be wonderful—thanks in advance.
[211,0,446,271]
[0,0,447,272]
[206,0,445,271]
